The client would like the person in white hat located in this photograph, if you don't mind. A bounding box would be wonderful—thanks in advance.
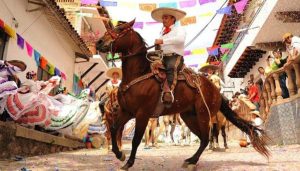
[151,7,186,104]
[106,67,122,93]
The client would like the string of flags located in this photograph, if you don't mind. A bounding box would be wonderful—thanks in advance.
[184,42,234,60]
[0,18,67,80]
[80,0,248,28]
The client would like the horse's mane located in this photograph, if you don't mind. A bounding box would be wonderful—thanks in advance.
[134,31,148,47]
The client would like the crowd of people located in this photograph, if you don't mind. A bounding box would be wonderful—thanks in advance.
[0,60,105,148]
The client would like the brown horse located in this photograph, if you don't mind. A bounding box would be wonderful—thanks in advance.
[97,20,270,170]
[103,88,122,149]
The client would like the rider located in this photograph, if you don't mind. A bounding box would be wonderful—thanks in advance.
[199,63,223,91]
[151,7,186,104]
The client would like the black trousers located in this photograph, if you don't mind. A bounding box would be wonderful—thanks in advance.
[163,54,184,88]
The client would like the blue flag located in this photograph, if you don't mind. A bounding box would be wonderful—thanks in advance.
[217,6,232,15]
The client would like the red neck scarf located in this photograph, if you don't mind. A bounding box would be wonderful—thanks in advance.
[163,26,171,35]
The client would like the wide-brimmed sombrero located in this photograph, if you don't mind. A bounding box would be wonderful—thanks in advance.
[106,67,122,79]
[199,64,220,73]
[250,111,261,117]
[151,7,186,23]
[7,60,27,71]
[282,32,293,42]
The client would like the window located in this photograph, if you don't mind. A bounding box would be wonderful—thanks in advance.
[0,28,8,60]
[37,66,60,95]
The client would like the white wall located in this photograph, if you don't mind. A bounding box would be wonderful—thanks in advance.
[0,0,76,90]
[224,0,279,77]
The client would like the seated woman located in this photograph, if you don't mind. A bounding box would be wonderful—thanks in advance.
[5,71,60,126]
[0,60,26,114]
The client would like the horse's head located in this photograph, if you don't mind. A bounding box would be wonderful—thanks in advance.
[97,19,146,56]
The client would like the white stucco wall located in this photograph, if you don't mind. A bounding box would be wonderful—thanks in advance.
[0,0,76,90]
[224,0,279,77]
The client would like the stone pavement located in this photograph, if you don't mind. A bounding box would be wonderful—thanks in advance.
[1,141,300,171]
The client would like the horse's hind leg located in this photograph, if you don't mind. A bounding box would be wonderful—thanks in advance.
[221,125,228,149]
[180,110,210,168]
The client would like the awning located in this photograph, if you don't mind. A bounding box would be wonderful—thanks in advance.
[228,47,266,78]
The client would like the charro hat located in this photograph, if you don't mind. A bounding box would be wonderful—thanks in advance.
[199,63,220,73]
[106,67,122,79]
[151,7,186,23]
[7,60,27,71]
[282,33,293,42]
[250,110,261,117]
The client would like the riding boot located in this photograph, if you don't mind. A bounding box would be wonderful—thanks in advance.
[162,69,175,106]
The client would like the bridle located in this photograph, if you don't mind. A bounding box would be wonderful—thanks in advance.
[106,26,155,59]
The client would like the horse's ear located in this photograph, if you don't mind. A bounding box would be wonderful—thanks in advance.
[128,18,136,27]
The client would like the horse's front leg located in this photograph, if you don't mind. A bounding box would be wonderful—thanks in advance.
[111,111,131,161]
[121,113,149,170]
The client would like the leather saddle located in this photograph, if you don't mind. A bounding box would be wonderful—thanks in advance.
[148,52,200,90]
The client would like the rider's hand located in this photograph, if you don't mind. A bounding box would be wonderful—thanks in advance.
[155,39,163,45]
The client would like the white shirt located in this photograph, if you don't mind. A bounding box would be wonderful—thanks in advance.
[159,24,186,56]
[291,36,300,52]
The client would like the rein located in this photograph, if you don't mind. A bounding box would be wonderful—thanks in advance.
[107,27,157,93]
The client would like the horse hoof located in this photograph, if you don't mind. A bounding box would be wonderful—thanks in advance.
[119,152,126,161]
[187,164,197,171]
[119,167,128,171]
[181,161,189,168]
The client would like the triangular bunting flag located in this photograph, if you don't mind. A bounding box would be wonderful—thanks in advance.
[48,63,55,75]
[221,43,234,49]
[199,0,216,5]
[61,72,67,80]
[207,46,219,56]
[4,24,16,39]
[40,56,48,70]
[216,6,232,15]
[55,67,61,76]
[0,19,4,28]
[25,41,33,57]
[34,50,41,66]
[221,53,229,61]
[17,34,25,49]
[234,0,248,14]
[179,0,197,8]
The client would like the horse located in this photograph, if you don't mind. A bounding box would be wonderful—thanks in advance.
[103,88,123,149]
[209,111,229,150]
[97,20,270,170]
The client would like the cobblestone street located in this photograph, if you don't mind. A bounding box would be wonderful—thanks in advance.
[1,141,300,171]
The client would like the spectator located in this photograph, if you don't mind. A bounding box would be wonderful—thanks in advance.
[265,56,278,74]
[247,80,260,111]
[257,67,266,92]
[282,33,300,62]
[272,49,289,98]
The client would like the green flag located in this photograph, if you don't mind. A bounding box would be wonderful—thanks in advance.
[221,53,229,61]
[221,43,234,49]
[113,53,120,59]
[107,53,113,60]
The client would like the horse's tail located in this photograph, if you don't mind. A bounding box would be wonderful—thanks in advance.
[219,96,270,158]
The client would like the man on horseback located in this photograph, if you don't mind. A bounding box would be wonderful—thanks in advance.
[151,7,186,104]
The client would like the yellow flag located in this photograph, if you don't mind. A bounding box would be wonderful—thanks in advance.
[180,16,197,26]
[111,20,118,26]
[191,48,207,55]
[139,3,157,12]
[4,24,16,39]
[119,2,136,8]
[199,12,214,17]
